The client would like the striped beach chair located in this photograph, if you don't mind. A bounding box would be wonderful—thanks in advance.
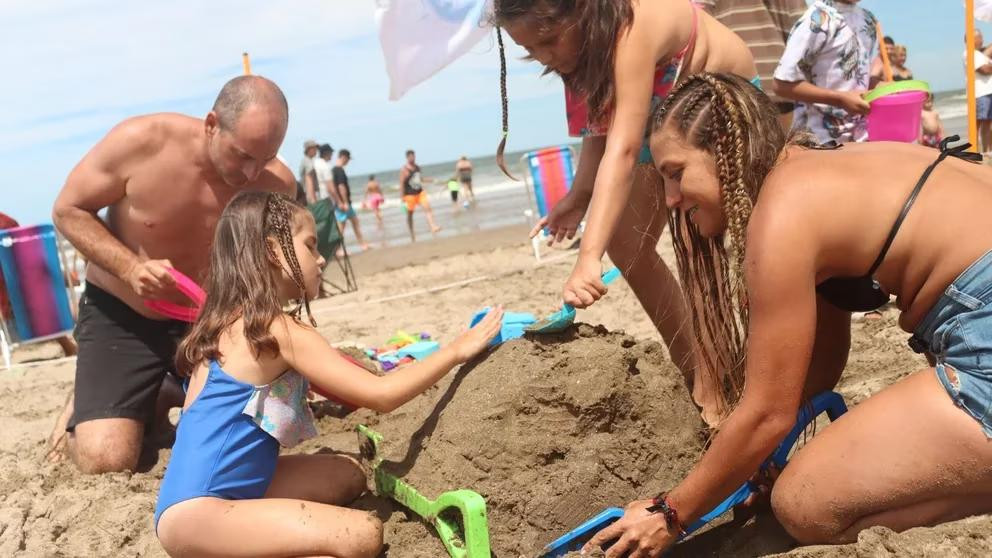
[0,224,76,369]
[520,145,578,261]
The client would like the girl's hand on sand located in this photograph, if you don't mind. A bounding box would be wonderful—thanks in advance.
[529,189,589,246]
[582,499,676,557]
[450,306,504,362]
[563,257,605,309]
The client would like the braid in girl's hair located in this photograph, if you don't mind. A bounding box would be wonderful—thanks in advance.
[264,194,316,326]
[495,27,517,180]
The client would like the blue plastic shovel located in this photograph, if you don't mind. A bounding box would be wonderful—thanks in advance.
[526,267,623,334]
[539,391,849,557]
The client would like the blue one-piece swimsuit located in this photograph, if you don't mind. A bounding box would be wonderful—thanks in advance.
[154,360,315,531]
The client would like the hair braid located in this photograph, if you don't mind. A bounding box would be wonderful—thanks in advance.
[495,27,517,180]
[649,72,799,420]
[264,194,316,326]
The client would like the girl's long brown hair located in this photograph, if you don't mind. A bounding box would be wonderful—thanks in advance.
[176,191,315,377]
[651,73,816,416]
[492,0,633,177]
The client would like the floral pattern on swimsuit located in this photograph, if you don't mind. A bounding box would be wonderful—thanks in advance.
[242,370,318,448]
[564,59,682,138]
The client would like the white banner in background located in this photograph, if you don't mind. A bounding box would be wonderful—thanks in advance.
[975,0,992,23]
[375,0,493,100]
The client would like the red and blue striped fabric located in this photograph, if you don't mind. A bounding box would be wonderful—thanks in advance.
[525,146,575,219]
[0,224,75,342]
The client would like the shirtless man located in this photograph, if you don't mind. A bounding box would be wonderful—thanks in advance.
[48,75,295,473]
[399,149,441,242]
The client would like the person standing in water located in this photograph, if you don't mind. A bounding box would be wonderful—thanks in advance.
[363,174,386,241]
[331,149,369,252]
[455,156,475,205]
[399,149,441,242]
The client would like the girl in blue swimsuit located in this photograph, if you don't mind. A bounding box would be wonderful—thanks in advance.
[154,192,503,558]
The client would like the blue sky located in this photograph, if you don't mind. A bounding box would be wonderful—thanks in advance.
[0,0,970,224]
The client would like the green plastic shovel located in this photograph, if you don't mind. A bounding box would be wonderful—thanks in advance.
[357,425,492,558]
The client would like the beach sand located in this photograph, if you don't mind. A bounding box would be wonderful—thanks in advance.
[1,231,990,557]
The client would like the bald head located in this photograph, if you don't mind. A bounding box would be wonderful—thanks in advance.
[212,75,288,131]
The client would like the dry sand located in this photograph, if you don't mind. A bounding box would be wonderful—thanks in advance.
[1,232,989,557]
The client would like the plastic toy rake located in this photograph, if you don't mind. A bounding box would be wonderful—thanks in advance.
[357,425,492,558]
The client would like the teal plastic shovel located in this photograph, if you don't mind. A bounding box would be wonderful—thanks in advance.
[526,267,622,334]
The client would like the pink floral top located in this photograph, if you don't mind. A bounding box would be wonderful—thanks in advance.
[564,4,697,137]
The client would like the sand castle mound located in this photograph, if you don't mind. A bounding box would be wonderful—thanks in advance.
[364,324,706,556]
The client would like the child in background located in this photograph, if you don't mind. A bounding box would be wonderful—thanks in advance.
[920,94,945,149]
[446,177,466,210]
[154,191,503,557]
[773,0,878,143]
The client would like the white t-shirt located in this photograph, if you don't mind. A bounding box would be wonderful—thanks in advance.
[965,49,992,98]
[313,157,334,200]
[774,1,877,143]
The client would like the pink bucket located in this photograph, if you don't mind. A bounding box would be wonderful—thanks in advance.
[866,90,928,143]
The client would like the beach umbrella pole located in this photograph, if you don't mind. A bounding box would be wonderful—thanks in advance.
[242,52,252,75]
[876,22,893,82]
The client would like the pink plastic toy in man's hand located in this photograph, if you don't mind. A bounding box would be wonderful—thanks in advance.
[144,268,207,323]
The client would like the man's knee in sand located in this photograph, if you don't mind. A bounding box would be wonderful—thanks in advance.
[69,418,144,474]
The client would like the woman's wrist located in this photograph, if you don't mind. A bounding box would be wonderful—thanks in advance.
[646,492,688,537]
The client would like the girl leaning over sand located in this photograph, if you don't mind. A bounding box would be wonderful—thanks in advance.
[581,72,992,556]
[154,191,502,557]
[493,0,756,424]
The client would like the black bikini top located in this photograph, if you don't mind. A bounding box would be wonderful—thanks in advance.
[816,136,982,312]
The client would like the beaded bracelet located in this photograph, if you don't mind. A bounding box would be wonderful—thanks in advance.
[646,493,687,537]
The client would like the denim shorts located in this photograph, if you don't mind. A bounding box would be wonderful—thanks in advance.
[909,249,992,438]
[977,94,992,121]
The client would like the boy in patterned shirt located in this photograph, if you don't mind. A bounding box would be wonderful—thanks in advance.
[772,0,877,143]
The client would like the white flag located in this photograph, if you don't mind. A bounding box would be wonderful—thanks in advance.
[975,0,992,22]
[375,0,493,100]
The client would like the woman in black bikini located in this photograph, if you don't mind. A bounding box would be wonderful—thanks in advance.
[890,45,914,82]
[583,73,992,556]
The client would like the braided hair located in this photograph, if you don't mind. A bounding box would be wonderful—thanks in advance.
[175,191,316,376]
[650,72,813,418]
[263,193,316,326]
[495,27,517,180]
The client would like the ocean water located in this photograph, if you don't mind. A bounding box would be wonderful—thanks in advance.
[336,146,582,251]
[934,88,967,122]
[340,89,973,252]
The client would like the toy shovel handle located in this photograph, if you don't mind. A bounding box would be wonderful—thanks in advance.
[559,268,621,314]
[601,267,621,285]
[144,268,207,323]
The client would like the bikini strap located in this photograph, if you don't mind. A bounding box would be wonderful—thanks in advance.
[866,136,982,276]
[673,2,700,86]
